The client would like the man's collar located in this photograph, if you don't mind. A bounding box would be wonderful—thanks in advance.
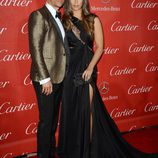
[45,2,57,17]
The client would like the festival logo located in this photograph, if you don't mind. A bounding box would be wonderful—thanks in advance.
[98,81,110,94]
[102,95,118,101]
[103,46,120,55]
[0,132,12,141]
[145,62,158,72]
[111,21,140,32]
[147,20,158,31]
[110,107,136,118]
[144,102,158,112]
[0,49,31,62]
[24,74,32,86]
[110,65,137,76]
[0,102,36,115]
[98,81,119,101]
[21,22,28,34]
[0,81,10,88]
[25,122,37,135]
[128,85,153,95]
[91,0,120,12]
[131,0,158,9]
[129,42,155,53]
[0,0,33,7]
[0,27,7,35]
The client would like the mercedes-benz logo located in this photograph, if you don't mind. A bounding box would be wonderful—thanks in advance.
[98,81,110,94]
[102,0,111,4]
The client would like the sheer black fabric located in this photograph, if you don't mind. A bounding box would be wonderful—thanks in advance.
[58,16,158,158]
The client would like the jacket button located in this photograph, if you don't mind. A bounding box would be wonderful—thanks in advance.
[63,53,66,56]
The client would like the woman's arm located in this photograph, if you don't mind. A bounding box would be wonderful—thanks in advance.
[82,16,104,81]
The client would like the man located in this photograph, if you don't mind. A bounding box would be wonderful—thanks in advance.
[28,0,69,158]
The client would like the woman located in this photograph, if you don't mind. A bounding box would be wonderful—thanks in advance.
[58,0,158,158]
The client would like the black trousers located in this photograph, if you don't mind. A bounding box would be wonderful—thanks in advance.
[33,81,63,158]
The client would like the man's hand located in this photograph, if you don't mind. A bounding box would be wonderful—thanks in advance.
[42,81,53,95]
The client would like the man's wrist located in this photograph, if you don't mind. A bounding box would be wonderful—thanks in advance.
[39,77,51,85]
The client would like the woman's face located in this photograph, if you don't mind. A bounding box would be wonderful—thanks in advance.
[70,0,83,11]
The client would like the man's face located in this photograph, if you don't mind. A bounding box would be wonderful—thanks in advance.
[47,0,64,10]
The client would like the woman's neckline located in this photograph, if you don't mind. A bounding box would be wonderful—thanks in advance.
[72,16,82,21]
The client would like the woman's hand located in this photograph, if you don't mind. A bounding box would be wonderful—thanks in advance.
[82,67,93,81]
[82,17,103,82]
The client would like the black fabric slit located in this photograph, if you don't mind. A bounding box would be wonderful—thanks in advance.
[57,16,158,158]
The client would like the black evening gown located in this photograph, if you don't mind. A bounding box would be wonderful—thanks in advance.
[58,16,158,158]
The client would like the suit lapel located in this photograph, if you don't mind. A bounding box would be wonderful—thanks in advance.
[41,6,70,70]
[42,6,63,44]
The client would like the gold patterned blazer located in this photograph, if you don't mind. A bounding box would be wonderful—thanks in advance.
[28,6,69,84]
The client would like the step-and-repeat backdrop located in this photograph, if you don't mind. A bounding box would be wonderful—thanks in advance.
[0,0,158,157]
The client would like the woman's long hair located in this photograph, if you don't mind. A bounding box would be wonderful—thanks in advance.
[62,0,95,39]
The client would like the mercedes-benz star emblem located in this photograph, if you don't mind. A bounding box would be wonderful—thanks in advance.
[98,81,110,94]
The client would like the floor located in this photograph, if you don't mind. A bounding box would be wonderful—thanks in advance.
[14,126,158,158]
